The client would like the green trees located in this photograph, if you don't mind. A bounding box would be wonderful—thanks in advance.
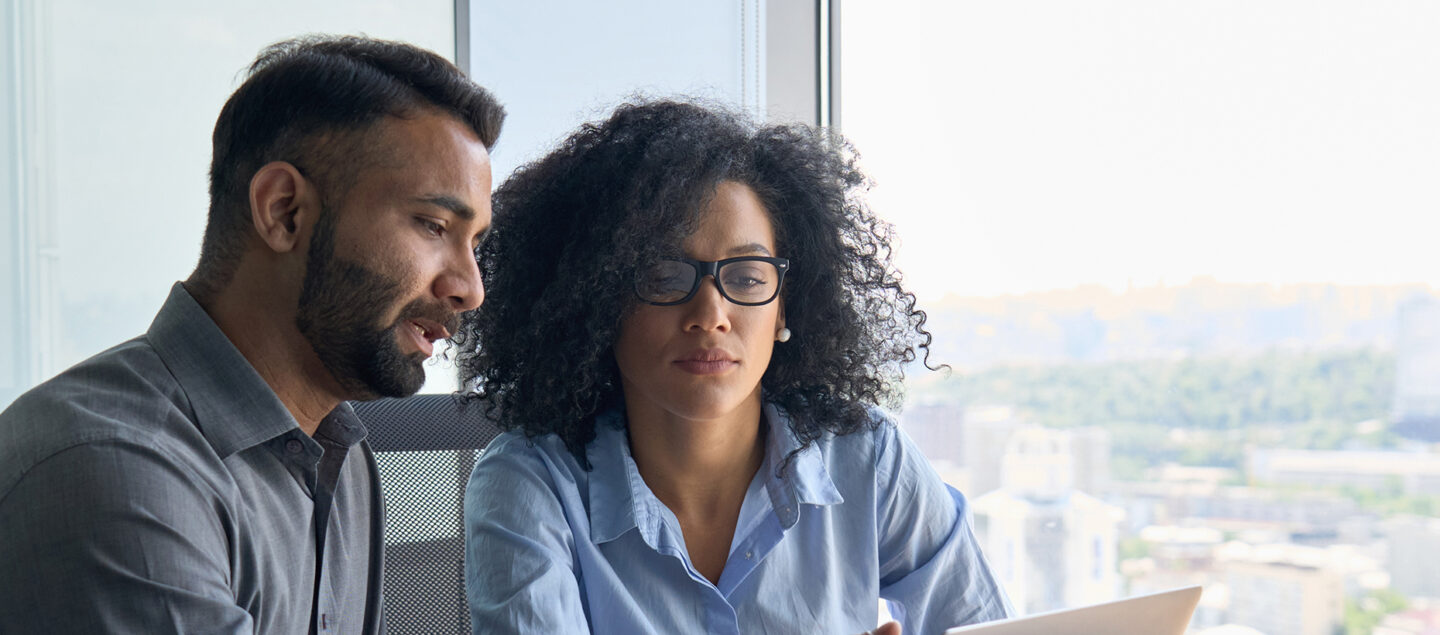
[916,348,1395,432]
[909,348,1397,471]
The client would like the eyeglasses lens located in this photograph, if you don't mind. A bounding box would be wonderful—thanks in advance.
[635,259,781,305]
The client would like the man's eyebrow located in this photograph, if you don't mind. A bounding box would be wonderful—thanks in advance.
[416,195,475,221]
[726,243,773,257]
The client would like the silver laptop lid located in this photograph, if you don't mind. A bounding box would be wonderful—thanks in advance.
[944,586,1203,635]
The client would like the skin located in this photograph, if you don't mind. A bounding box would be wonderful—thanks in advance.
[615,181,901,635]
[191,110,492,435]
[615,181,787,585]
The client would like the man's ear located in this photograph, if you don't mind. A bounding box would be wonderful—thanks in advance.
[249,161,319,254]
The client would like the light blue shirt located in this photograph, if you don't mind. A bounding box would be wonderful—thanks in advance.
[464,403,1011,635]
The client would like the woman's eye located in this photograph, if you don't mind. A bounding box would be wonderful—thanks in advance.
[724,267,768,288]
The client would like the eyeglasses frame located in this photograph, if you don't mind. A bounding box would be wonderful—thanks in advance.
[634,256,791,306]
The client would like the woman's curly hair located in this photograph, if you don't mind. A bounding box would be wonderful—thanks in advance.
[453,99,936,467]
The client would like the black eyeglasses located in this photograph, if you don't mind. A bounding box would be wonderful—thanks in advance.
[634,256,791,306]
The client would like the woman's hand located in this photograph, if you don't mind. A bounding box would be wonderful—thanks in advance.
[860,621,901,635]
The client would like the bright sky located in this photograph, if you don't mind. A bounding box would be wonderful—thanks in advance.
[841,0,1440,300]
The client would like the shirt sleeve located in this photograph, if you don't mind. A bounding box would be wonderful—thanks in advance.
[873,422,1013,635]
[0,441,252,634]
[464,437,590,635]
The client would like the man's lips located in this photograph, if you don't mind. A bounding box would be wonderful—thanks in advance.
[673,349,739,375]
[402,317,454,356]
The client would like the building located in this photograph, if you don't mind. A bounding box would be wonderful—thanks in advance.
[1110,479,1364,535]
[1394,296,1440,441]
[1247,448,1440,497]
[972,427,1123,614]
[897,402,967,466]
[1067,427,1112,496]
[1374,607,1440,635]
[1138,525,1224,571]
[1386,516,1440,600]
[902,404,1111,499]
[961,406,1019,497]
[1224,558,1344,635]
[1217,542,1377,635]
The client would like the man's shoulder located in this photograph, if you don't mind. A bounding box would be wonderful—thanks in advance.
[0,335,199,496]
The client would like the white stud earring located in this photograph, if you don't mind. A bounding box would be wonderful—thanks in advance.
[777,327,792,343]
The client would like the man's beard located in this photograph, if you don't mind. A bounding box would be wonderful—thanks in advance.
[295,211,444,400]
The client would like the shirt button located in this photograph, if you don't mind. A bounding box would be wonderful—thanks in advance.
[286,439,304,454]
[782,506,791,515]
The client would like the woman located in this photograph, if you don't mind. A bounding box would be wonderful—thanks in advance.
[458,100,1010,635]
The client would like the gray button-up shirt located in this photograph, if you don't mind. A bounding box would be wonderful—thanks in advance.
[0,283,383,633]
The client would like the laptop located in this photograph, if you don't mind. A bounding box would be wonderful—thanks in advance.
[944,586,1203,635]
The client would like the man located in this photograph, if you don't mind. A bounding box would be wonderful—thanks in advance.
[0,35,503,633]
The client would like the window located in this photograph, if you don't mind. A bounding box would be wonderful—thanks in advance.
[845,0,1440,630]
[1,0,455,407]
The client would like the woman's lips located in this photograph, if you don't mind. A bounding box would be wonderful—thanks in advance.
[673,349,739,375]
[673,359,740,375]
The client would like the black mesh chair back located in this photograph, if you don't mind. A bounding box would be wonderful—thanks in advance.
[352,394,501,635]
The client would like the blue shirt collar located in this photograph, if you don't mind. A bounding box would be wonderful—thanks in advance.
[759,402,845,528]
[585,411,650,545]
[586,403,844,545]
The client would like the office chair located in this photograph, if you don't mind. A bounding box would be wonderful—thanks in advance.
[352,393,501,635]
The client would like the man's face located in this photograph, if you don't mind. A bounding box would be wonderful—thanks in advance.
[295,112,493,400]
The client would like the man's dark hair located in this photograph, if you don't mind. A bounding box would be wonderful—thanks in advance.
[455,100,936,468]
[192,34,505,298]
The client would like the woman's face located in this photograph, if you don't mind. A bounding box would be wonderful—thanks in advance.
[613,181,788,424]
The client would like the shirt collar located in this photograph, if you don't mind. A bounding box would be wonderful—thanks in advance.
[760,402,845,528]
[585,403,845,545]
[146,282,305,458]
[586,410,651,545]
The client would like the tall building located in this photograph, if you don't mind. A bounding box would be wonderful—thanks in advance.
[1394,295,1440,441]
[897,402,967,465]
[961,406,1019,497]
[904,403,1115,499]
[1385,515,1440,600]
[1224,558,1344,635]
[972,427,1123,614]
[1068,427,1112,496]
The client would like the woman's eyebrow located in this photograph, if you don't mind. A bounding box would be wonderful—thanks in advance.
[725,243,773,257]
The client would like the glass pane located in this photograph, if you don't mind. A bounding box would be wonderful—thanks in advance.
[638,260,698,303]
[2,0,453,406]
[719,260,779,302]
[844,1,1440,631]
[467,0,762,183]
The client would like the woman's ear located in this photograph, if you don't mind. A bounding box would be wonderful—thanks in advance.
[775,298,790,342]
